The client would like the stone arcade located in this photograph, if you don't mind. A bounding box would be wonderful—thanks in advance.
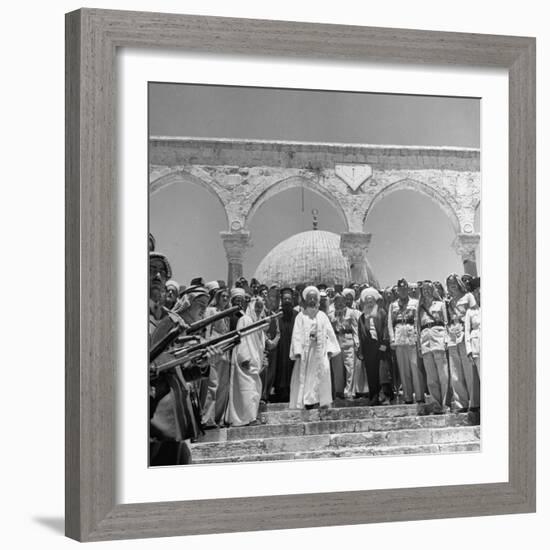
[150,137,480,286]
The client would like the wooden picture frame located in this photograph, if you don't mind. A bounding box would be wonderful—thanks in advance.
[65,8,536,542]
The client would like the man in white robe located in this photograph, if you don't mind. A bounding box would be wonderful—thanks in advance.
[225,288,264,426]
[289,286,341,409]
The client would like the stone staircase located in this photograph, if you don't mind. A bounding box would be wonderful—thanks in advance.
[190,399,480,464]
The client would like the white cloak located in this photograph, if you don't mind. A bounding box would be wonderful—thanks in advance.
[225,313,264,426]
[289,309,341,409]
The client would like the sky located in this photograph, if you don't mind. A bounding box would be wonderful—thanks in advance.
[149,83,480,288]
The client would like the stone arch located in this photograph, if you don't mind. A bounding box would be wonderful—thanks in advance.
[150,169,229,227]
[363,178,461,234]
[245,175,350,230]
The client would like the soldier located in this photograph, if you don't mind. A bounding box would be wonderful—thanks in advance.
[446,273,478,412]
[149,254,222,465]
[464,277,481,413]
[258,284,269,301]
[387,278,424,404]
[164,279,179,310]
[329,293,358,399]
[149,252,194,465]
[417,280,450,413]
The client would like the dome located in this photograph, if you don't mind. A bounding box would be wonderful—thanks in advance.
[253,230,378,288]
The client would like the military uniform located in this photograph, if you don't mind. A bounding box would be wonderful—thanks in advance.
[418,298,450,411]
[149,303,203,465]
[388,295,423,403]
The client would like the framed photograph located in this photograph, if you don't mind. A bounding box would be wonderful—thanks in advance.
[65,8,536,542]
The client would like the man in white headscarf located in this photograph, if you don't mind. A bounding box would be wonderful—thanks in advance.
[289,286,341,409]
[225,288,264,426]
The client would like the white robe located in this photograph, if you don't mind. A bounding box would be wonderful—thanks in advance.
[225,313,264,426]
[289,310,341,409]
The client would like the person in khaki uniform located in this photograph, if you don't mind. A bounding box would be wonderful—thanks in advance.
[329,293,359,399]
[387,278,424,404]
[417,280,450,413]
[446,273,478,412]
[464,277,481,413]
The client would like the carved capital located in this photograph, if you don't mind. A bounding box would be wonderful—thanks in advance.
[220,231,251,263]
[340,232,372,261]
[452,233,480,261]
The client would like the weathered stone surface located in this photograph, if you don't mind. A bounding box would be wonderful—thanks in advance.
[431,426,480,444]
[264,434,330,454]
[192,438,267,459]
[386,429,433,446]
[192,426,479,460]
[303,419,366,436]
[190,400,481,463]
[150,138,480,236]
[329,431,389,448]
[261,409,320,424]
[226,423,304,441]
[193,452,296,464]
[317,405,415,422]
[191,442,481,464]
[195,413,476,443]
[262,405,471,426]
[367,416,446,431]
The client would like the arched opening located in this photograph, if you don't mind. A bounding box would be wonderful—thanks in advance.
[364,189,461,287]
[246,176,349,231]
[149,180,228,286]
[244,186,347,279]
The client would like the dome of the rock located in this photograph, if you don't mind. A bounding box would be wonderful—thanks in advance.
[253,230,378,288]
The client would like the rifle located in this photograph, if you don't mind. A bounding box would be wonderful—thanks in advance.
[150,311,283,378]
[149,305,241,362]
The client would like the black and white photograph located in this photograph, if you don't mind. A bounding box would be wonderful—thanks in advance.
[148,83,481,467]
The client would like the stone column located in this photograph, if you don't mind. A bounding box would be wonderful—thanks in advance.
[452,233,480,277]
[220,231,251,287]
[340,232,373,284]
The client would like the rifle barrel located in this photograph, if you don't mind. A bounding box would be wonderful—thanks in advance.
[186,305,240,334]
[152,311,282,376]
[149,305,240,362]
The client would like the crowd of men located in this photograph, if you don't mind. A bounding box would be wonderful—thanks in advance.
[148,233,481,466]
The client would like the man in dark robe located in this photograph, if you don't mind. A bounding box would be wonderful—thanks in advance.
[260,288,281,403]
[273,287,298,403]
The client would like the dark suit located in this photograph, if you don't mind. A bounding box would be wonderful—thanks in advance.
[357,308,389,403]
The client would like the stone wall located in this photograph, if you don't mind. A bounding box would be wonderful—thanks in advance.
[150,137,481,281]
[150,137,479,172]
[150,137,480,234]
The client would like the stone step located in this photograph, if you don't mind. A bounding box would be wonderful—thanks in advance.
[191,425,480,461]
[192,441,480,464]
[264,398,371,411]
[197,412,475,443]
[261,404,427,425]
[263,396,417,412]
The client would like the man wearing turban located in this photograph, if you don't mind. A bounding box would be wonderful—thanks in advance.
[225,288,265,426]
[289,286,341,409]
[201,287,232,429]
[164,279,179,310]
